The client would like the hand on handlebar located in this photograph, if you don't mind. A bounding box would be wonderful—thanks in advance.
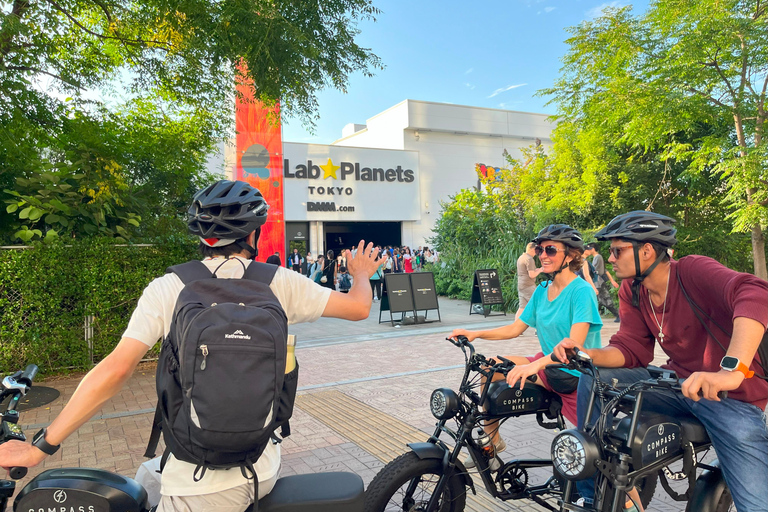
[681,370,742,402]
[551,337,586,364]
[0,440,46,475]
[449,329,477,343]
[505,362,541,390]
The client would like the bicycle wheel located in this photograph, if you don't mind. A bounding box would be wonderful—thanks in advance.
[365,452,467,512]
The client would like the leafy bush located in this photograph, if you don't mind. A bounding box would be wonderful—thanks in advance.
[428,189,532,312]
[0,236,199,374]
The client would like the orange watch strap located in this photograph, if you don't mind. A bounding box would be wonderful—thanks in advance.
[737,361,755,379]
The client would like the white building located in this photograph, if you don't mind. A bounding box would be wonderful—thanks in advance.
[222,99,555,258]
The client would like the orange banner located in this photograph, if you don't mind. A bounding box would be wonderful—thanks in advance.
[235,91,285,263]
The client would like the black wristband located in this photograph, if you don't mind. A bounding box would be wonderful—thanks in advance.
[32,428,60,455]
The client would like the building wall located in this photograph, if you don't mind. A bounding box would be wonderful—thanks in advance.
[335,100,554,248]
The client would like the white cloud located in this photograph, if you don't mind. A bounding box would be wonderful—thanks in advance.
[544,6,556,12]
[465,67,474,75]
[487,83,527,98]
[464,83,476,90]
[586,1,626,19]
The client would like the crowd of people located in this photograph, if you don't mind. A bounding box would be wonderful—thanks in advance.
[285,245,439,296]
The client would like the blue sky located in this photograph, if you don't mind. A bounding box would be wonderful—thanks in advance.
[282,0,649,144]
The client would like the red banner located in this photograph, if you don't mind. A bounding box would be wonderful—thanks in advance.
[235,91,285,263]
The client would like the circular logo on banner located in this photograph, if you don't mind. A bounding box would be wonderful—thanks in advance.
[241,144,271,179]
[54,490,68,503]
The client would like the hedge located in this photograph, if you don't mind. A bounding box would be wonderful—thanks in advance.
[0,236,199,374]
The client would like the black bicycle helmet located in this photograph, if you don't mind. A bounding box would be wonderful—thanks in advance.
[532,224,585,251]
[187,180,269,251]
[596,211,677,306]
[595,211,677,247]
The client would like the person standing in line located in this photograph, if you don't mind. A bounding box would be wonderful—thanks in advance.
[304,252,314,277]
[370,251,386,302]
[289,249,302,272]
[585,242,621,322]
[321,250,337,290]
[516,242,544,320]
[403,247,414,273]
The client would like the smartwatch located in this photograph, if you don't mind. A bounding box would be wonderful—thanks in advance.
[31,428,60,455]
[720,356,755,379]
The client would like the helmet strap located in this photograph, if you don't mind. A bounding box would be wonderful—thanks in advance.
[236,240,257,259]
[629,241,667,307]
[542,257,570,287]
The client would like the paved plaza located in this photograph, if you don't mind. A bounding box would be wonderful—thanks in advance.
[10,296,689,511]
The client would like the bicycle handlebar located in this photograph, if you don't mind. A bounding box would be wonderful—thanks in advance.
[1,365,40,480]
[17,365,38,388]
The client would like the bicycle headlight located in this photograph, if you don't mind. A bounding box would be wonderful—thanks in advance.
[430,388,459,420]
[551,429,600,480]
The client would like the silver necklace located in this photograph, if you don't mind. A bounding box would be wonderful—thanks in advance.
[648,267,671,343]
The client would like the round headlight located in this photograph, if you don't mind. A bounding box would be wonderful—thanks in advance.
[551,429,600,480]
[430,388,459,420]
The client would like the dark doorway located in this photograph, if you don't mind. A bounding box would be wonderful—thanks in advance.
[324,222,401,256]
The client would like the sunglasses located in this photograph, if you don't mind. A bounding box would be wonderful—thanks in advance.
[608,245,634,259]
[535,245,567,257]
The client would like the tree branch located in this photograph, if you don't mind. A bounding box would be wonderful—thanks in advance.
[687,86,729,109]
[4,65,83,89]
[43,0,173,49]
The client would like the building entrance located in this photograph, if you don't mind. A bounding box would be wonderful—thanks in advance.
[323,222,401,257]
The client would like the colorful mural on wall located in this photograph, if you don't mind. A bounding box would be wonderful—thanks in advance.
[235,85,285,263]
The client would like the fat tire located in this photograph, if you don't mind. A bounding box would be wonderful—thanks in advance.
[365,451,467,512]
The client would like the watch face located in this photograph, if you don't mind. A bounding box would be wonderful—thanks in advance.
[721,356,739,370]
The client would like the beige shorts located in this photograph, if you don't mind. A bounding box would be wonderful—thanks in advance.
[156,475,278,512]
[517,288,534,309]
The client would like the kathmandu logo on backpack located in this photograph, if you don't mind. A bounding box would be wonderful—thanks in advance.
[225,329,251,340]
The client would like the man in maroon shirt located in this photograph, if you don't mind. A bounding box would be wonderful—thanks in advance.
[552,211,768,512]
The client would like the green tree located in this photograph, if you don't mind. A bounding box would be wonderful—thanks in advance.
[1,0,381,242]
[542,0,768,279]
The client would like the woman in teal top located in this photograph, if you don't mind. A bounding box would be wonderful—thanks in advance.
[451,224,602,461]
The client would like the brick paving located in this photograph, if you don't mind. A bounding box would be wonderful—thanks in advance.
[4,296,693,511]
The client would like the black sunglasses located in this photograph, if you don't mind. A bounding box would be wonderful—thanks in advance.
[608,245,634,259]
[535,245,566,257]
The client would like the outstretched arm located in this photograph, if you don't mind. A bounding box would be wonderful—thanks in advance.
[322,241,380,320]
[0,337,149,470]
[450,318,529,342]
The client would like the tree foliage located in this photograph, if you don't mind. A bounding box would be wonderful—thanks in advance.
[428,187,531,311]
[541,0,768,278]
[0,0,381,243]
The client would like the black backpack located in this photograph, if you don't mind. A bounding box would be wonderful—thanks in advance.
[145,260,298,493]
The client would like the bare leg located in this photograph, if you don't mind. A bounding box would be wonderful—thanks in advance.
[625,488,644,511]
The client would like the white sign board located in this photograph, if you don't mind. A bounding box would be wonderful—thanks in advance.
[283,143,420,221]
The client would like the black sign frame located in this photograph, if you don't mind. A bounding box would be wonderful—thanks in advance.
[470,269,506,318]
[379,273,442,326]
[410,272,441,322]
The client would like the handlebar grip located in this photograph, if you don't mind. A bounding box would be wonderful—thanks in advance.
[9,467,27,479]
[18,365,39,387]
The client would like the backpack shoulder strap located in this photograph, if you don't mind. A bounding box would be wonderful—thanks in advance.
[243,261,279,285]
[167,261,214,284]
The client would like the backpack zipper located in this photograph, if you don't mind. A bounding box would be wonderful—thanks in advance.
[200,345,208,370]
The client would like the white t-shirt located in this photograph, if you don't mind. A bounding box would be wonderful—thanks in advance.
[123,257,332,496]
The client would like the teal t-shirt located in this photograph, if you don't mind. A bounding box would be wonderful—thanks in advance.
[519,277,603,376]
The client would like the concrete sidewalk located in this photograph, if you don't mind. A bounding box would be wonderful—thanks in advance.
[6,297,686,511]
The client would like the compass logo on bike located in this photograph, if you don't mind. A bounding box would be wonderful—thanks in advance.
[53,489,67,503]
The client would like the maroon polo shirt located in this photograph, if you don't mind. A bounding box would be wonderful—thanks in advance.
[609,255,768,410]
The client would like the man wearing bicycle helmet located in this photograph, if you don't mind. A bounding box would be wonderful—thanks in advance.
[0,180,382,512]
[451,224,603,465]
[552,211,768,511]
